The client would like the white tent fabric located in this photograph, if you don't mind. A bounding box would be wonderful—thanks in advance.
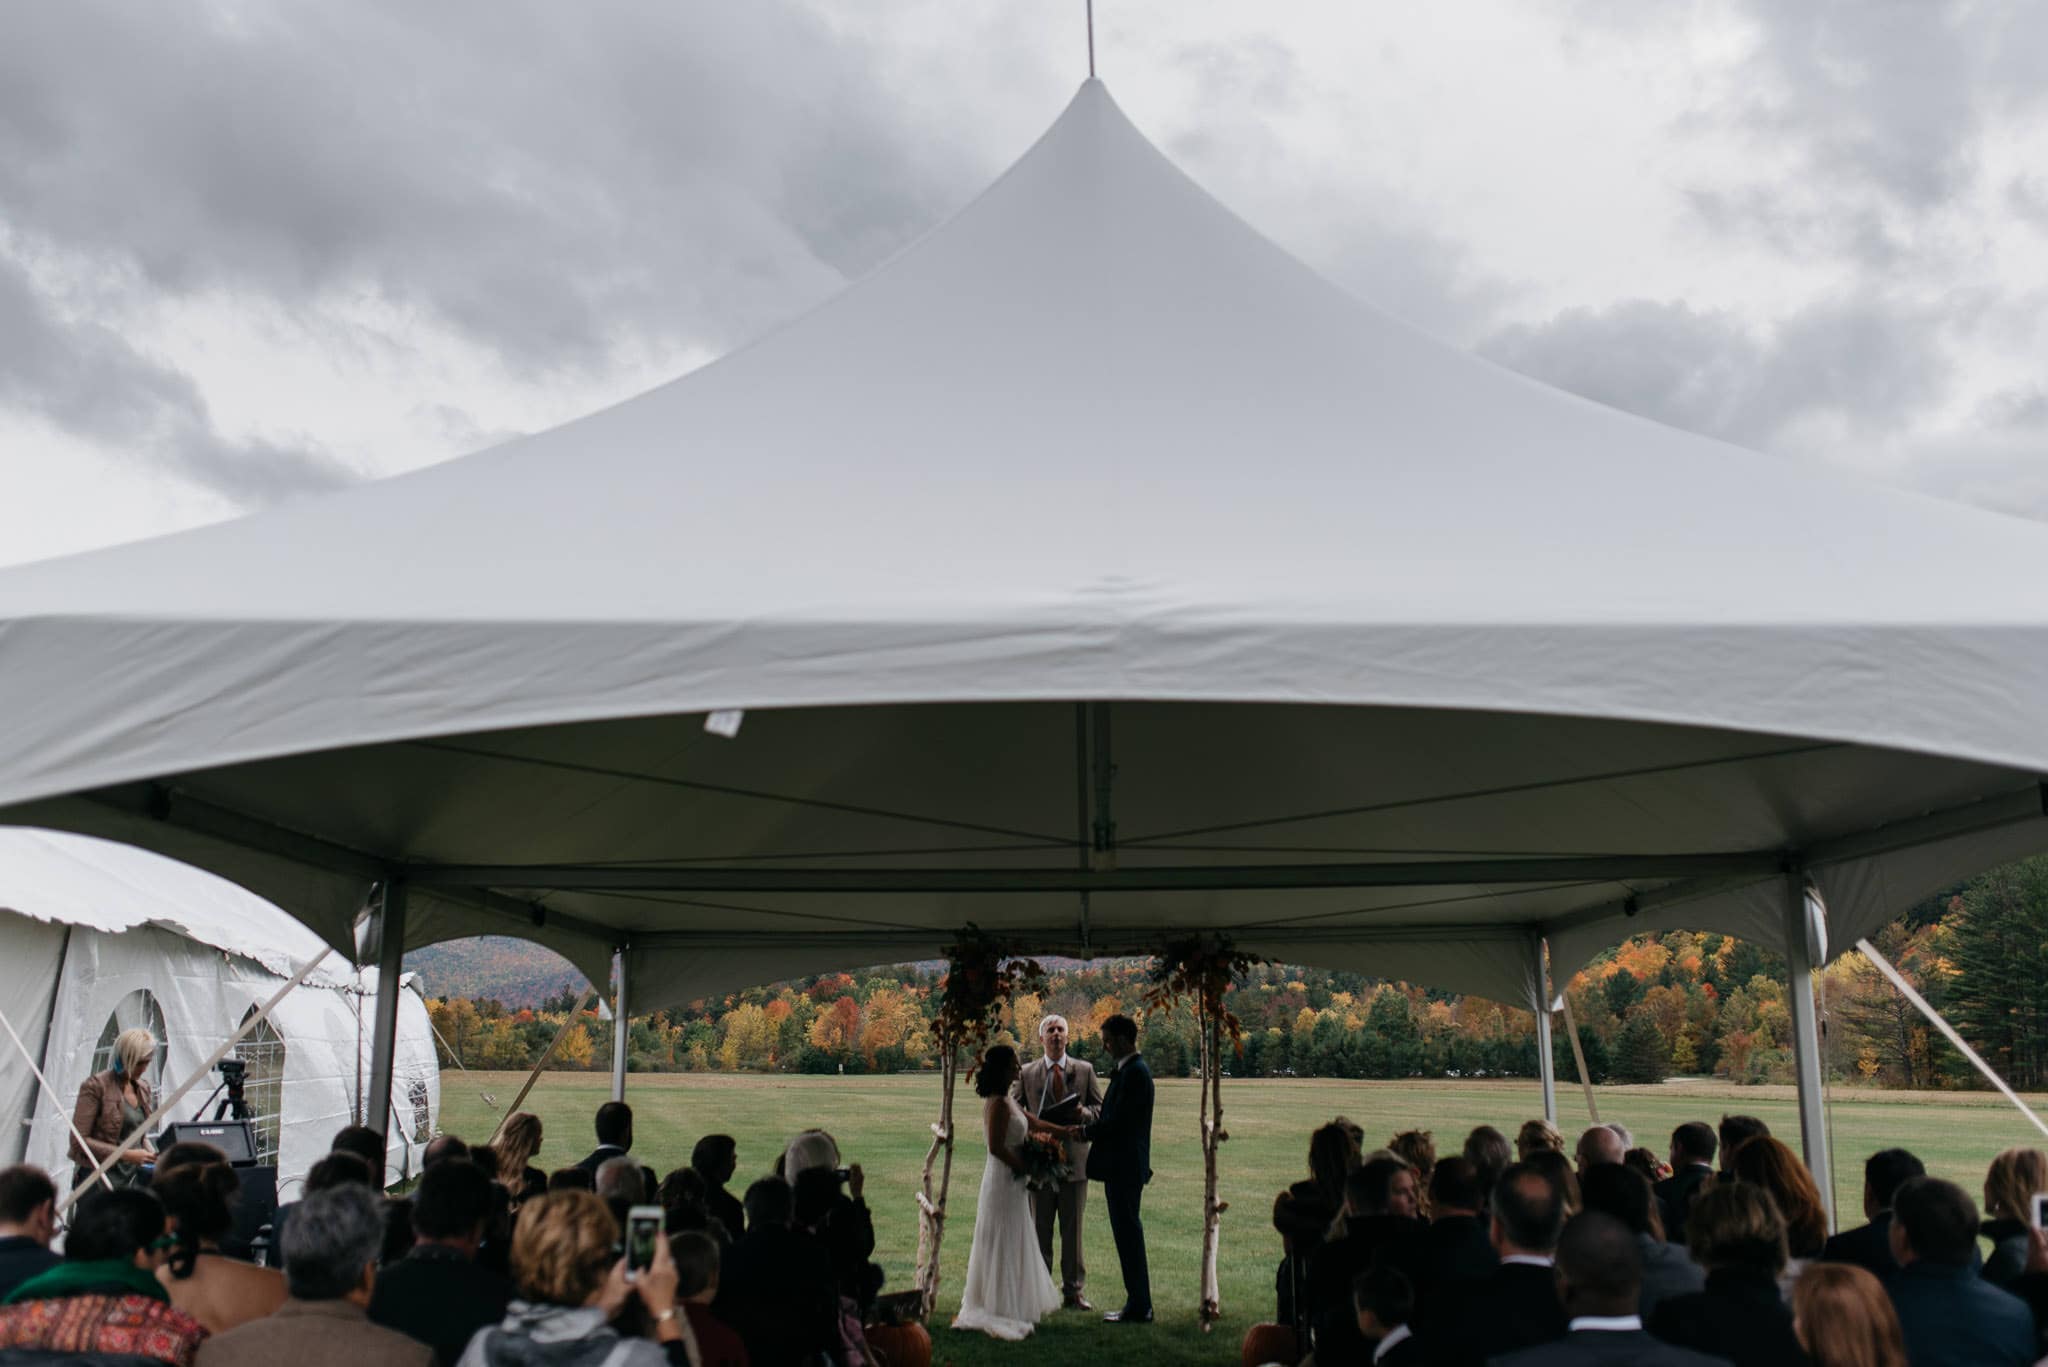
[0,829,439,1192]
[0,81,2045,1016]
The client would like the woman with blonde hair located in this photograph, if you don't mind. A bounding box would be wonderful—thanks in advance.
[1730,1135,1829,1283]
[1792,1262,1908,1367]
[69,1027,158,1190]
[1388,1130,1436,1217]
[495,1112,547,1205]
[1979,1146,2048,1287]
[457,1189,687,1366]
[1514,1118,1564,1161]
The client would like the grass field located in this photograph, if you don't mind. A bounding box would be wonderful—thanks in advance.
[440,1072,2048,1365]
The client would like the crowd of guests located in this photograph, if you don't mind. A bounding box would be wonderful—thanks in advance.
[0,1100,886,1367]
[1269,1113,2048,1366]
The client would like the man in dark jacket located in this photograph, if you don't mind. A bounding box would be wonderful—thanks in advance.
[1578,1164,1700,1319]
[1080,1013,1154,1324]
[1424,1161,1570,1367]
[1306,1157,1428,1361]
[1493,1213,1728,1367]
[367,1159,512,1365]
[1652,1123,1716,1244]
[1420,1157,1496,1303]
[715,1177,839,1367]
[0,1166,60,1300]
[1886,1176,2034,1367]
[576,1102,660,1199]
[690,1134,745,1241]
[1820,1147,1923,1280]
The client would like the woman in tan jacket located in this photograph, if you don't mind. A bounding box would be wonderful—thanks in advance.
[70,1026,158,1189]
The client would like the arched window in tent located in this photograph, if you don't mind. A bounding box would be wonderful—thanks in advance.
[91,990,168,1096]
[234,1006,286,1166]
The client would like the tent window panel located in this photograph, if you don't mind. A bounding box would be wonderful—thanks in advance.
[234,1007,286,1167]
[91,990,168,1096]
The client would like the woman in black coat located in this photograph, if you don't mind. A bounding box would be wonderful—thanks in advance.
[1647,1180,1810,1367]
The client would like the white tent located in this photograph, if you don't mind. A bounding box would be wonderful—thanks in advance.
[2,81,2047,1211]
[0,828,439,1194]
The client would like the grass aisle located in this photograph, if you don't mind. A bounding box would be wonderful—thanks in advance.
[439,1073,2045,1366]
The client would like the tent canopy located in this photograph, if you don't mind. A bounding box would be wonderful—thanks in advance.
[1,81,2046,1013]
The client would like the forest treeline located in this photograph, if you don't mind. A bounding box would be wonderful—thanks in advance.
[424,855,2048,1091]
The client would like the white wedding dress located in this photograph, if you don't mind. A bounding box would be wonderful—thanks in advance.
[951,1098,1062,1340]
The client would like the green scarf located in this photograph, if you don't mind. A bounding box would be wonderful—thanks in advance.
[3,1258,168,1306]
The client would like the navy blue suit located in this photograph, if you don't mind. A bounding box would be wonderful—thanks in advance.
[1084,1051,1154,1315]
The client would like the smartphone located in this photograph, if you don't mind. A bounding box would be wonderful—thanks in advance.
[834,1167,852,1182]
[2032,1192,2046,1231]
[625,1204,663,1280]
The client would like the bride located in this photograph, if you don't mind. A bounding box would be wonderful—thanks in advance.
[951,1043,1066,1340]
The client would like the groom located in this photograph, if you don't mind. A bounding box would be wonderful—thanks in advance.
[1014,1014,1103,1309]
[1078,1013,1153,1324]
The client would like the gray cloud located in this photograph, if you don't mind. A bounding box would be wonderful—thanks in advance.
[0,252,349,500]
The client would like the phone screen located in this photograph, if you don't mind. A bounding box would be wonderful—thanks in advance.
[626,1206,662,1278]
[2032,1192,2046,1231]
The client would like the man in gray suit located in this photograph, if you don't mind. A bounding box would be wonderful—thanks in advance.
[1013,1013,1102,1309]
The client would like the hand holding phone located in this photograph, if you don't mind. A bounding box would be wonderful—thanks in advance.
[625,1204,663,1282]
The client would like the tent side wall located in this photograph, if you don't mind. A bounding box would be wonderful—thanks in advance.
[0,912,72,1166]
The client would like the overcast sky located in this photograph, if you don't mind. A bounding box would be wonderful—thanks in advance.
[4,1,2045,566]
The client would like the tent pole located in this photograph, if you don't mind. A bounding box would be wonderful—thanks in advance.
[1532,935,1556,1125]
[1782,868,1834,1229]
[365,878,409,1156]
[610,948,629,1103]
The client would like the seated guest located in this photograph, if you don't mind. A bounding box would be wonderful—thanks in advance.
[1387,1131,1436,1215]
[1308,1157,1427,1363]
[1646,1180,1809,1367]
[330,1125,388,1182]
[458,1190,684,1366]
[369,1160,514,1365]
[1525,1149,1581,1218]
[1979,1147,2047,1288]
[691,1134,745,1239]
[1573,1125,1626,1178]
[1716,1115,1768,1177]
[1820,1148,1923,1281]
[494,1113,547,1207]
[0,1186,205,1364]
[597,1153,651,1229]
[548,1166,595,1192]
[1603,1123,1634,1150]
[1494,1212,1728,1367]
[422,1135,470,1169]
[1517,1119,1565,1162]
[196,1185,429,1367]
[1421,1158,1497,1297]
[1731,1137,1828,1290]
[153,1157,287,1332]
[1463,1126,1512,1206]
[715,1178,838,1367]
[0,1164,60,1299]
[274,1136,384,1251]
[671,1230,748,1367]
[1792,1263,1906,1367]
[660,1165,716,1235]
[1578,1163,1701,1318]
[1624,1148,1666,1187]
[1274,1121,1361,1328]
[1353,1266,1422,1366]
[1424,1161,1569,1367]
[1656,1123,1718,1245]
[1885,1175,2033,1367]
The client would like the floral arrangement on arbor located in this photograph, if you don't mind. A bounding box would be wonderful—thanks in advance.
[912,924,1045,1318]
[1143,933,1265,1329]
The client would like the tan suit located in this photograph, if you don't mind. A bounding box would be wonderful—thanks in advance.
[195,1296,433,1367]
[1013,1052,1102,1298]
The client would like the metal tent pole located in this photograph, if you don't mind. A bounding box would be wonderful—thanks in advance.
[610,948,629,1103]
[1533,935,1557,1124]
[365,879,409,1162]
[1782,868,1834,1229]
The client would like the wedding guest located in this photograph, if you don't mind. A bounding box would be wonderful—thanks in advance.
[548,1167,594,1192]
[1274,1121,1361,1329]
[1525,1150,1581,1218]
[597,1154,650,1229]
[1464,1126,1512,1205]
[455,1190,684,1366]
[1578,1163,1701,1318]
[1424,1161,1569,1367]
[1979,1147,2047,1288]
[1646,1180,1805,1367]
[1308,1158,1428,1362]
[494,1113,547,1207]
[1885,1175,2033,1367]
[152,1157,287,1332]
[1731,1137,1828,1290]
[715,1179,837,1367]
[1573,1125,1626,1177]
[1493,1212,1726,1367]
[1656,1123,1718,1244]
[422,1136,470,1169]
[578,1102,659,1199]
[793,1166,880,1314]
[197,1185,429,1367]
[1353,1266,1423,1366]
[1792,1263,1906,1367]
[0,1186,204,1364]
[1516,1119,1565,1162]
[1624,1148,1666,1187]
[1820,1148,1923,1280]
[690,1134,745,1239]
[1716,1116,1768,1176]
[70,1027,159,1190]
[330,1126,388,1179]
[1387,1131,1436,1216]
[1421,1158,1497,1297]
[368,1159,513,1365]
[660,1166,716,1236]
[671,1230,748,1367]
[1603,1123,1635,1150]
[0,1165,59,1299]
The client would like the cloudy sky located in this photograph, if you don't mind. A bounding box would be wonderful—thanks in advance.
[4,0,2046,566]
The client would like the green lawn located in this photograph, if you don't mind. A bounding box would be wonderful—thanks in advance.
[439,1072,2048,1366]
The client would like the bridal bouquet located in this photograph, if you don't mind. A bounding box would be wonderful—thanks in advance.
[1016,1132,1073,1191]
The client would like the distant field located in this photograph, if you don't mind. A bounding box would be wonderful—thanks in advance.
[439,1073,2048,1366]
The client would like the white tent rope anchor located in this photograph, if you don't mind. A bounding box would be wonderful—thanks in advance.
[1856,937,2048,1141]
[60,946,333,1214]
[0,1003,114,1193]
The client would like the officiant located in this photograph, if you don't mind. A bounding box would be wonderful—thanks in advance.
[1013,1014,1103,1310]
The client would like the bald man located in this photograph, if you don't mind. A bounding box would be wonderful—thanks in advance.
[1575,1125,1627,1176]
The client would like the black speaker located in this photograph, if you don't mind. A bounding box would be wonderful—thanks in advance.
[221,1165,278,1263]
[160,1119,258,1166]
